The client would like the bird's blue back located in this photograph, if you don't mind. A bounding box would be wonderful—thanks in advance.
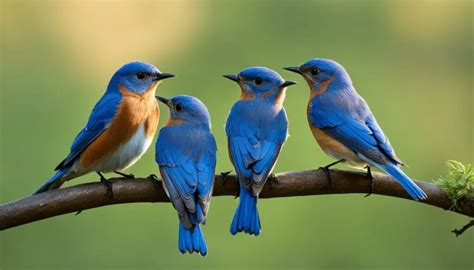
[226,98,288,194]
[156,108,217,227]
[224,66,295,235]
[155,95,216,255]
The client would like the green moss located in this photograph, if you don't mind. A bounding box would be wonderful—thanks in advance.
[435,160,474,208]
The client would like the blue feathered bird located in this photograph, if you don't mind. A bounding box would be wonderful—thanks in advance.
[224,67,296,235]
[35,62,174,195]
[155,95,217,256]
[284,58,426,200]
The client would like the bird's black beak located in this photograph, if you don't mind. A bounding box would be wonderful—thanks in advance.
[281,80,297,88]
[223,74,239,83]
[154,72,175,81]
[155,96,171,107]
[283,67,302,75]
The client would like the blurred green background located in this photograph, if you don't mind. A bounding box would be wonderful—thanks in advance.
[1,0,472,269]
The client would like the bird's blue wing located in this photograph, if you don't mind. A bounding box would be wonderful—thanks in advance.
[310,93,402,165]
[55,92,122,170]
[226,105,287,195]
[365,113,402,164]
[156,127,217,228]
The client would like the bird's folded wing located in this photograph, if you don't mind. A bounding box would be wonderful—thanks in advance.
[311,104,402,166]
[196,152,216,218]
[157,139,216,227]
[55,92,122,170]
[227,117,286,195]
[365,114,403,165]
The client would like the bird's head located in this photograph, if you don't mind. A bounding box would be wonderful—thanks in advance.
[223,67,296,103]
[112,61,174,94]
[156,95,211,127]
[284,58,351,96]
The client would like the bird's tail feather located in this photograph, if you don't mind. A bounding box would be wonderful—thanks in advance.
[379,164,427,200]
[230,185,261,236]
[33,169,68,195]
[178,222,207,256]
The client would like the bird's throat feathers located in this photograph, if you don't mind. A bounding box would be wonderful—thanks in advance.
[166,118,184,127]
[240,86,286,108]
[309,76,333,100]
[119,82,158,99]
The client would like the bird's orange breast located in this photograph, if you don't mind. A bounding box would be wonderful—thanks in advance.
[308,123,359,162]
[80,85,159,168]
[307,98,358,162]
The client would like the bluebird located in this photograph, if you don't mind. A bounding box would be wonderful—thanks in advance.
[224,67,296,235]
[284,58,426,200]
[34,62,174,195]
[155,95,217,256]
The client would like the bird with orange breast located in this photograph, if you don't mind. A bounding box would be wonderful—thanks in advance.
[34,62,175,196]
[284,58,426,200]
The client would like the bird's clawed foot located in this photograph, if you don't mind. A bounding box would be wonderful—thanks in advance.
[268,174,278,189]
[319,166,333,189]
[220,171,232,185]
[97,172,114,199]
[147,174,159,180]
[319,159,344,189]
[219,171,238,198]
[147,174,162,192]
[114,170,135,179]
[234,188,240,199]
[364,166,373,197]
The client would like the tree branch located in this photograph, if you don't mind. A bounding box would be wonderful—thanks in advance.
[1,169,472,231]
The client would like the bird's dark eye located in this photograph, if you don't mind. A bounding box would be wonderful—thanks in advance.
[255,77,262,85]
[175,103,182,112]
[137,72,146,80]
[311,68,321,76]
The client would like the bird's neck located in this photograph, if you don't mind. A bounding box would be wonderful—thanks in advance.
[241,87,286,109]
[166,117,210,130]
[309,77,334,100]
[117,82,158,101]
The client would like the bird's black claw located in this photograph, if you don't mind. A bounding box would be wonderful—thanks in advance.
[75,210,82,215]
[268,174,278,189]
[319,166,333,189]
[364,166,373,197]
[234,187,240,199]
[148,174,162,192]
[318,159,344,189]
[220,171,232,185]
[148,174,159,180]
[114,171,135,179]
[100,177,114,199]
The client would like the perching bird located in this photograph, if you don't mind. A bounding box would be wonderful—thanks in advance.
[284,58,426,200]
[224,67,296,235]
[155,95,217,256]
[34,62,174,195]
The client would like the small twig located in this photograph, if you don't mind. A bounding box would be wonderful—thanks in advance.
[451,220,474,237]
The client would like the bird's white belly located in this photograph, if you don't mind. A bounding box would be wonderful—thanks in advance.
[85,123,152,173]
